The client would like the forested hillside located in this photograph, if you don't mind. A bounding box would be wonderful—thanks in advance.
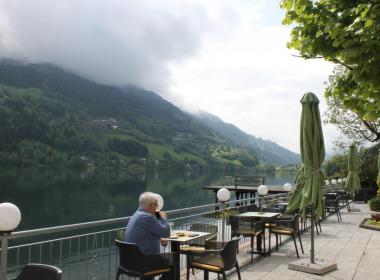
[0,60,263,169]
[193,112,300,165]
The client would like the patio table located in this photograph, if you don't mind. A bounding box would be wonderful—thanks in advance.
[238,212,281,255]
[168,230,210,279]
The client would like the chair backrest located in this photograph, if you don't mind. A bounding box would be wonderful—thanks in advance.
[275,213,299,232]
[220,238,240,270]
[115,239,145,273]
[229,215,241,238]
[229,215,264,237]
[16,263,62,280]
[190,223,218,245]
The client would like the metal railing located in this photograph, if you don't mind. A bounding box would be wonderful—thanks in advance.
[2,192,291,280]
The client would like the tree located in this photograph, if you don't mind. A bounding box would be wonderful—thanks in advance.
[281,0,380,123]
[324,90,380,143]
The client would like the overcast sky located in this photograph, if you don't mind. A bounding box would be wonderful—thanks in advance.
[0,0,338,154]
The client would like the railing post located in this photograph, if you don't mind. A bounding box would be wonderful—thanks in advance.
[0,233,9,280]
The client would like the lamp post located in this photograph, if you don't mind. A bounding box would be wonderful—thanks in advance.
[283,183,293,201]
[0,203,21,280]
[257,184,268,211]
[217,188,230,241]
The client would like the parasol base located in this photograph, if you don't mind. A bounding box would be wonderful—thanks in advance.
[288,258,337,275]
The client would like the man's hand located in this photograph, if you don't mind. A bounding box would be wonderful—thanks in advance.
[160,238,169,247]
[159,211,167,219]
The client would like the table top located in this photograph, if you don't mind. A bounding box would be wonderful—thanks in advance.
[168,230,210,243]
[238,212,281,218]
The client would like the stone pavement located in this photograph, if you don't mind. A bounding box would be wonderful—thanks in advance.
[188,203,380,280]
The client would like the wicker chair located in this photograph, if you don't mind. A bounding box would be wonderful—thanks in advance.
[269,214,304,258]
[186,238,241,280]
[230,215,265,262]
[16,263,62,280]
[115,240,174,280]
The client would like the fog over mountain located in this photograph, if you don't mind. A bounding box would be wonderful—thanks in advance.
[0,1,235,93]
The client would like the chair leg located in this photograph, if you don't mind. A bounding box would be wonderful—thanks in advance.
[204,270,209,280]
[251,236,254,263]
[186,264,190,280]
[222,271,227,280]
[116,268,121,280]
[292,235,299,258]
[298,232,304,254]
[236,264,242,280]
[263,232,266,256]
[268,231,271,256]
[275,234,279,251]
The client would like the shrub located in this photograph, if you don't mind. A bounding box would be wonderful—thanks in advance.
[369,196,380,211]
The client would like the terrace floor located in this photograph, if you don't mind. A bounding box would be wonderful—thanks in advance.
[188,203,380,280]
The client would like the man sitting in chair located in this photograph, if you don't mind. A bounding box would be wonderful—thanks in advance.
[125,192,172,279]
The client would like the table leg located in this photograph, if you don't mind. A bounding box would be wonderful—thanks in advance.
[171,241,180,279]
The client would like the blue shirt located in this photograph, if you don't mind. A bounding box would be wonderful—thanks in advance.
[124,208,170,255]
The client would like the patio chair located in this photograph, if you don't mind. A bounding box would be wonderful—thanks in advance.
[16,263,62,280]
[268,213,304,258]
[115,240,174,280]
[324,195,342,222]
[337,189,351,212]
[180,223,218,275]
[230,215,265,262]
[186,237,241,280]
[302,205,322,234]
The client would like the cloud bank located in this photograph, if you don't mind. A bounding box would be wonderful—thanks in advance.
[0,0,238,92]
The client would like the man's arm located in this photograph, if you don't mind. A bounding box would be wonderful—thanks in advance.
[141,213,170,238]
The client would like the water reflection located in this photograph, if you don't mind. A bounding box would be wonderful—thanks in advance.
[0,168,295,230]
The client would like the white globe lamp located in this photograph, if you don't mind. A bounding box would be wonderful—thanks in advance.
[217,188,231,203]
[337,178,343,184]
[325,180,330,186]
[258,185,268,196]
[331,179,337,185]
[0,202,21,280]
[0,203,21,232]
[283,183,293,192]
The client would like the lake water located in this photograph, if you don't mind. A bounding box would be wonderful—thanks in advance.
[0,167,296,230]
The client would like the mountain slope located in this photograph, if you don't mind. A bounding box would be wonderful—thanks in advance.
[0,61,260,169]
[193,111,300,165]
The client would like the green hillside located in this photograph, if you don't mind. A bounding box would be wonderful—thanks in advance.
[0,61,260,170]
[193,111,300,165]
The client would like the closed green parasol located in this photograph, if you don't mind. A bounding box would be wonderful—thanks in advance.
[345,145,361,195]
[286,92,325,220]
[377,151,380,196]
[286,92,325,264]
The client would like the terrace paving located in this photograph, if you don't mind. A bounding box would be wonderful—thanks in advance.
[188,203,380,280]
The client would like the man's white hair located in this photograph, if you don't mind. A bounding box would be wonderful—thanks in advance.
[139,192,158,208]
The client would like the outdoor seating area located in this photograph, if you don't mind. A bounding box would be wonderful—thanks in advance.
[2,191,379,280]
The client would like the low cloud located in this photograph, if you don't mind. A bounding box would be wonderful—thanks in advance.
[0,0,238,92]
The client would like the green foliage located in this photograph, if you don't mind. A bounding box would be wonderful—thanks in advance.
[0,61,263,170]
[369,196,380,211]
[281,0,380,134]
[324,153,348,177]
[110,138,148,158]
